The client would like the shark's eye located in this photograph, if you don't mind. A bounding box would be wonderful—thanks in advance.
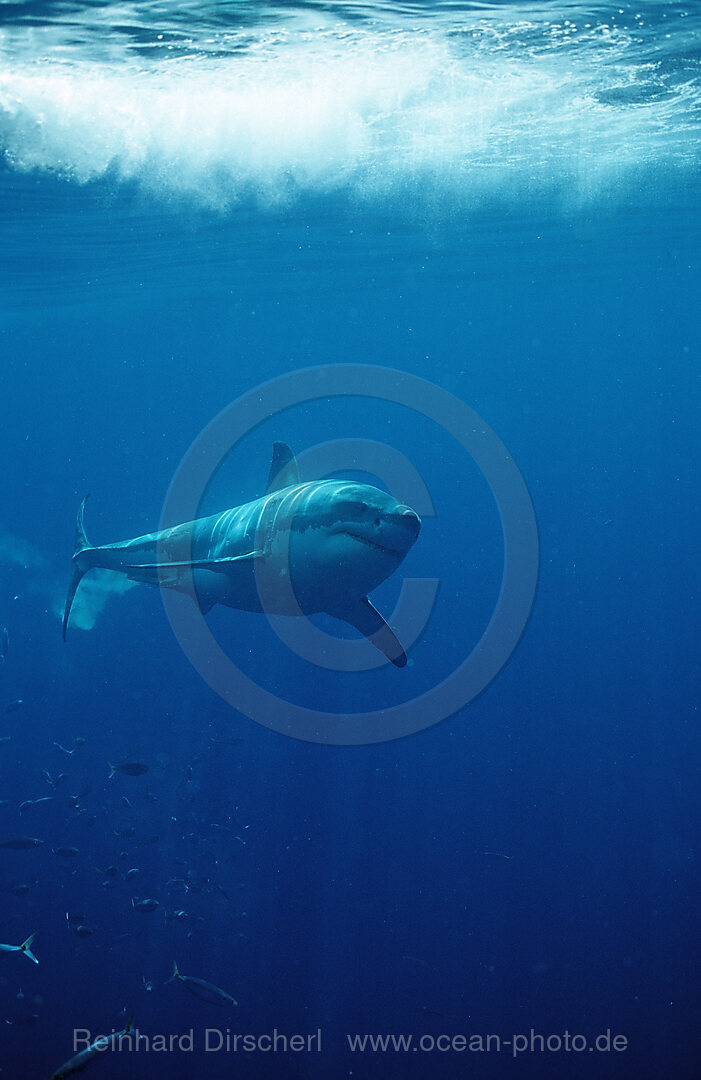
[347,500,369,515]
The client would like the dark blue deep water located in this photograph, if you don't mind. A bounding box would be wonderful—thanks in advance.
[1,2,700,1077]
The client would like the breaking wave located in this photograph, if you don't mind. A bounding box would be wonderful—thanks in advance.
[0,1,699,209]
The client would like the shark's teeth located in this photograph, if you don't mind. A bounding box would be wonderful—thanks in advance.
[342,532,398,559]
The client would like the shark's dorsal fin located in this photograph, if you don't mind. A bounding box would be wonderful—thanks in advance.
[266,443,300,494]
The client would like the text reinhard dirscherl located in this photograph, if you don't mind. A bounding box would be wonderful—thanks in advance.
[73,1028,322,1054]
[73,1027,628,1058]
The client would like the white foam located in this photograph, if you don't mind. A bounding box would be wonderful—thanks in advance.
[0,530,48,571]
[52,571,136,632]
[0,529,134,631]
[0,10,699,210]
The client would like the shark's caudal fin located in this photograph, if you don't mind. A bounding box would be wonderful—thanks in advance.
[20,933,38,964]
[62,495,91,641]
[167,961,181,983]
[266,442,300,494]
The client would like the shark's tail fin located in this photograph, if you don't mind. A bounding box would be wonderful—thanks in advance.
[20,933,38,964]
[166,961,180,983]
[62,495,91,641]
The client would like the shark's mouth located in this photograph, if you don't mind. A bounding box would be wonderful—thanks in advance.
[342,530,399,559]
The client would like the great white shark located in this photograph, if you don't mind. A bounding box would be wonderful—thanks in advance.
[63,443,421,667]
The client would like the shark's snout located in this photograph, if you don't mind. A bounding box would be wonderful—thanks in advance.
[394,505,421,540]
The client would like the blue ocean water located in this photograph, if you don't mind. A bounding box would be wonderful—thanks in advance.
[1,1,700,1076]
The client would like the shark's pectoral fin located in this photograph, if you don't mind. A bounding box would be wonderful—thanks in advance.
[333,596,407,668]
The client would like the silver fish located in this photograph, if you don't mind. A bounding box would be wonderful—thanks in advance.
[49,1016,135,1080]
[167,961,237,1006]
[0,933,38,964]
[108,762,149,778]
[132,898,159,912]
[0,836,43,850]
